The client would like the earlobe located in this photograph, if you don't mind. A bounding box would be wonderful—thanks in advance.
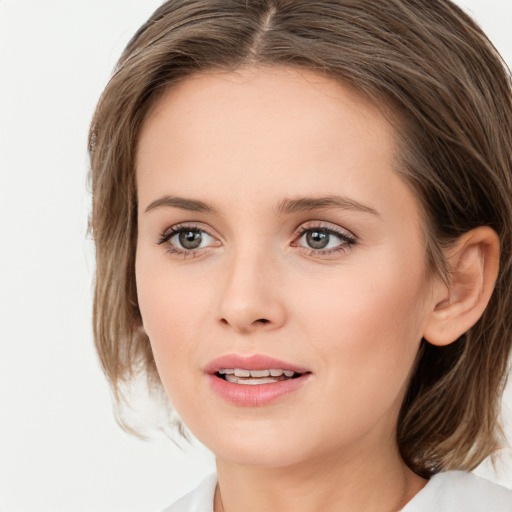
[423,226,500,347]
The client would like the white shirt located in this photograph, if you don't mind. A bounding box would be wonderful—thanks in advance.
[162,471,512,511]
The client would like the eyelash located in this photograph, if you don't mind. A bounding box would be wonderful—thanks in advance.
[156,222,357,258]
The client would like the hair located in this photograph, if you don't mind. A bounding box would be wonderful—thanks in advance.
[88,0,512,477]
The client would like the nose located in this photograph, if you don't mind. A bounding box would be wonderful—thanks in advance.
[216,249,287,334]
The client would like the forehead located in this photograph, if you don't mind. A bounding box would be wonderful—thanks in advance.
[137,65,394,164]
[135,65,416,223]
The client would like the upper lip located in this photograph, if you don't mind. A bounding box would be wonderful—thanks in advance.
[204,354,311,375]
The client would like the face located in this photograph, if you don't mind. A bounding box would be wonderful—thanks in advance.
[135,66,437,468]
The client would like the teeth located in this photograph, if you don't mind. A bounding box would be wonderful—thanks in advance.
[225,375,279,385]
[249,369,270,377]
[218,368,299,383]
[219,368,297,378]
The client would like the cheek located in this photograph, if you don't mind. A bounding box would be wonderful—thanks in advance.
[135,250,205,390]
[295,259,427,402]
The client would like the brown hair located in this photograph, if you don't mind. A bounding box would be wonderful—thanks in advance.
[88,0,512,476]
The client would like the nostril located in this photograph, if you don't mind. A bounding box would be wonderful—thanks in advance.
[218,317,273,330]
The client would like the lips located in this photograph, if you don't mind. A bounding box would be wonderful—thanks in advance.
[205,354,312,406]
[205,354,311,375]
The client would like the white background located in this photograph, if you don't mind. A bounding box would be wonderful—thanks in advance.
[1,1,511,511]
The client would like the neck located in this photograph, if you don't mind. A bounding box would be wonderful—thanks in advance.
[214,438,426,512]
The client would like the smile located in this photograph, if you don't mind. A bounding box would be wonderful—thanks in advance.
[206,355,312,406]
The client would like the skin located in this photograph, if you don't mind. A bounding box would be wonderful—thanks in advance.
[135,65,449,511]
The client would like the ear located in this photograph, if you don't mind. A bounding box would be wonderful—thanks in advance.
[423,226,500,347]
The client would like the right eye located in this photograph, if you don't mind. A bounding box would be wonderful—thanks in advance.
[157,225,220,256]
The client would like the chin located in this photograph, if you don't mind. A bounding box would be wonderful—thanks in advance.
[215,442,309,468]
[193,420,325,468]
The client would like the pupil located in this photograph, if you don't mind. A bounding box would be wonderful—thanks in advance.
[306,230,329,249]
[179,230,202,249]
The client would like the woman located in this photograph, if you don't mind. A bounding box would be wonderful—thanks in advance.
[89,0,512,510]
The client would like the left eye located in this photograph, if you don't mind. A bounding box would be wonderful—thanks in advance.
[297,227,353,251]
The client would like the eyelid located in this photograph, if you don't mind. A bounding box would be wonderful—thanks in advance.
[294,220,357,240]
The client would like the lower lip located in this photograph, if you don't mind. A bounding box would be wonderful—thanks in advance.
[207,374,311,407]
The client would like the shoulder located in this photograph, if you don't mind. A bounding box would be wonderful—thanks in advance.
[401,471,512,512]
[160,471,512,512]
[161,473,217,512]
[161,474,217,512]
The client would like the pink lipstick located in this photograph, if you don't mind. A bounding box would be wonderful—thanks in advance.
[205,354,312,407]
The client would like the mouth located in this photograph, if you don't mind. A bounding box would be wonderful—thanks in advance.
[205,354,312,406]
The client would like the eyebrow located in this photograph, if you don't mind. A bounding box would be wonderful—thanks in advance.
[144,194,380,217]
[277,196,380,217]
[144,195,216,214]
